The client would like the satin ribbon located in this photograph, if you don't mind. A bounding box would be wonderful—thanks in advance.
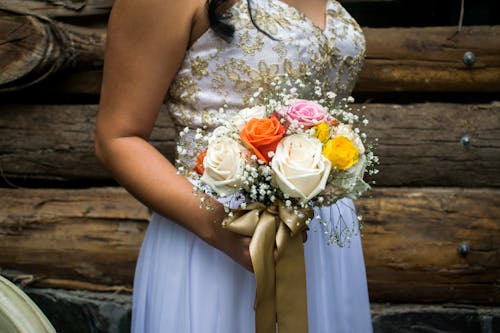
[223,201,313,333]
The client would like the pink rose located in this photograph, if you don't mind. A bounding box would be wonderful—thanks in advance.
[279,99,328,128]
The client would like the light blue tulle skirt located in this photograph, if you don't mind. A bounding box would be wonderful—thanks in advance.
[131,198,372,333]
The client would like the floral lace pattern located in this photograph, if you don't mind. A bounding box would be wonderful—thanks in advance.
[166,0,366,166]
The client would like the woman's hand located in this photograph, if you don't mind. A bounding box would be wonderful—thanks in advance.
[210,223,254,272]
[201,202,254,272]
[200,201,310,272]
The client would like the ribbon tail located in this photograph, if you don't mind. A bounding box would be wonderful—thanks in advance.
[275,222,308,333]
[250,211,277,333]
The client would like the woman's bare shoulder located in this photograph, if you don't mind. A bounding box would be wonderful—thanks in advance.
[98,0,209,140]
[108,0,205,37]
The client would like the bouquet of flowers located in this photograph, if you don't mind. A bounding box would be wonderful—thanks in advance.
[176,76,378,333]
[177,75,377,244]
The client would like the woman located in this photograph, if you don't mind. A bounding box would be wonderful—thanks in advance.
[95,0,372,332]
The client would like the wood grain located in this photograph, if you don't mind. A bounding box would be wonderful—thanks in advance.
[358,187,500,304]
[1,0,113,20]
[0,104,175,180]
[1,7,498,93]
[1,187,498,303]
[0,6,105,91]
[0,187,149,286]
[1,103,498,186]
[361,26,500,92]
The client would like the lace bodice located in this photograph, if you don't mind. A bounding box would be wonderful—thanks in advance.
[167,0,365,165]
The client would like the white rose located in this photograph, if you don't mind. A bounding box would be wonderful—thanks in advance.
[333,124,365,154]
[271,134,331,203]
[230,106,267,130]
[201,137,247,197]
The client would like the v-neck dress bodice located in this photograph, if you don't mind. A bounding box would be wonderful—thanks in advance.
[132,2,372,332]
[167,0,365,166]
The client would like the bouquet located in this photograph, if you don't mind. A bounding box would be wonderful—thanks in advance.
[177,76,377,244]
[176,75,378,333]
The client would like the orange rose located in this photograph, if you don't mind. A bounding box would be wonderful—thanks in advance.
[240,117,285,163]
[194,149,207,175]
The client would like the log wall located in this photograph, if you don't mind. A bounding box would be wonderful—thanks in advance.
[1,103,499,185]
[2,187,498,304]
[0,0,499,331]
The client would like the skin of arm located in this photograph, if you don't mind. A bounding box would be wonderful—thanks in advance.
[95,0,252,271]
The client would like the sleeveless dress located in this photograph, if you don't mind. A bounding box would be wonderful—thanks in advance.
[131,1,372,332]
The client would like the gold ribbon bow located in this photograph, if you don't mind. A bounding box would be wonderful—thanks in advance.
[223,201,313,333]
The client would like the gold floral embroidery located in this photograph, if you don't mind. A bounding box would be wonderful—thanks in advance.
[272,43,288,59]
[168,73,201,108]
[223,59,282,103]
[237,30,265,55]
[191,57,209,79]
[249,7,280,36]
[211,73,228,97]
[283,59,310,79]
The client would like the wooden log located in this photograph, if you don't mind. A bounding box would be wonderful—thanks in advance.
[0,6,105,91]
[0,187,498,304]
[361,26,500,92]
[0,4,499,93]
[1,0,113,20]
[0,103,498,186]
[30,26,500,94]
[0,187,149,286]
[358,188,500,304]
[358,103,500,187]
[0,104,175,181]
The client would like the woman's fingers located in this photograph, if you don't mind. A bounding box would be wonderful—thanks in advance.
[302,230,308,243]
[215,226,309,272]
[240,236,253,272]
[221,230,253,272]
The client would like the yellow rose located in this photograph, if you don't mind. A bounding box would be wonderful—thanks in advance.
[313,122,331,143]
[323,136,359,171]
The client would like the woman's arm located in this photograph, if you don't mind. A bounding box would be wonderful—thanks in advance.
[95,0,252,270]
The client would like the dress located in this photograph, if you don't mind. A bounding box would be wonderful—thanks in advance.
[131,1,372,332]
